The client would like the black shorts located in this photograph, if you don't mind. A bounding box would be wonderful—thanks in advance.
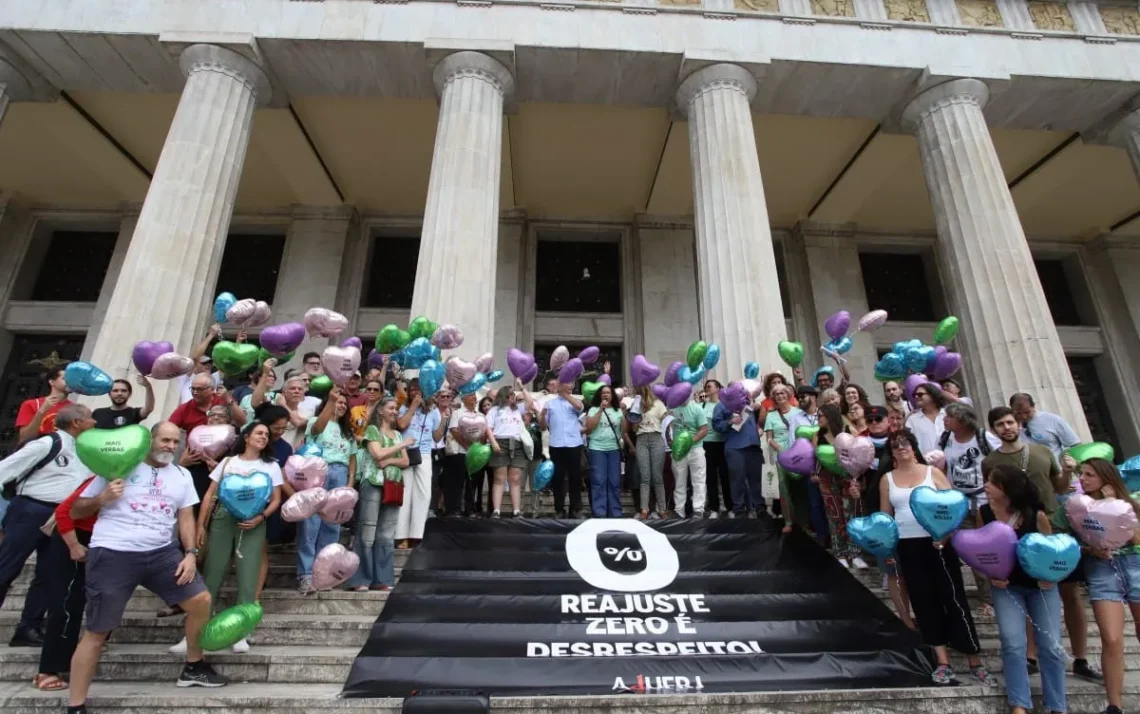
[85,545,206,632]
[1062,553,1086,584]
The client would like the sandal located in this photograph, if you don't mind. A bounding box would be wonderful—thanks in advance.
[396,541,409,550]
[32,673,68,691]
[976,603,995,618]
[353,586,369,592]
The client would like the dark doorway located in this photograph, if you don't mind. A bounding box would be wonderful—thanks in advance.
[1067,356,1120,455]
[0,335,84,457]
[533,343,624,394]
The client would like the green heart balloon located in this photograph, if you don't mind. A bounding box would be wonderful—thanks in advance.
[778,340,804,368]
[466,443,491,475]
[794,425,820,441]
[581,381,603,404]
[408,316,439,341]
[77,425,151,481]
[933,316,959,345]
[671,429,694,461]
[257,348,294,366]
[376,324,411,354]
[309,374,333,397]
[199,602,263,651]
[686,341,708,370]
[211,341,259,377]
[1066,442,1115,464]
[815,444,845,475]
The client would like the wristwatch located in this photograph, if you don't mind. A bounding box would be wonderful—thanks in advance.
[186,548,200,556]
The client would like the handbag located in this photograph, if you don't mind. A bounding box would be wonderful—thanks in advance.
[405,414,429,466]
[380,432,406,505]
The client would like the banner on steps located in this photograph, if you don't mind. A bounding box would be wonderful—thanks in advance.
[341,518,933,697]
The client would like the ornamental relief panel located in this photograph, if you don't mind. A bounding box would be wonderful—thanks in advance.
[657,0,701,5]
[1027,1,1075,31]
[810,0,856,16]
[955,0,1003,26]
[734,0,780,10]
[1100,4,1140,35]
[885,0,930,21]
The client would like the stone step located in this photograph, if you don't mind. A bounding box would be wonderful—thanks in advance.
[4,586,388,615]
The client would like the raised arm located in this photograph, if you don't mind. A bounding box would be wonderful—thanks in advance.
[311,387,340,437]
[138,375,156,420]
[251,359,276,408]
[190,324,222,362]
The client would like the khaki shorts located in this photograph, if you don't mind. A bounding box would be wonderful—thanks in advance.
[490,438,529,470]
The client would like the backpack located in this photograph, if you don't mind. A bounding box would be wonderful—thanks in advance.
[938,429,992,456]
[1,432,63,501]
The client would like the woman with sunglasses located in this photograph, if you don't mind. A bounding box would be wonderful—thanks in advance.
[349,379,386,442]
[879,428,993,686]
[905,383,949,455]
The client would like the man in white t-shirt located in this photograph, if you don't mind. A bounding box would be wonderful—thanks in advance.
[940,403,1002,509]
[67,423,225,712]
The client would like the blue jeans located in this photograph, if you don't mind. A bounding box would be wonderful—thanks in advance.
[587,449,622,517]
[296,462,348,578]
[806,479,829,544]
[992,584,1065,713]
[348,482,399,588]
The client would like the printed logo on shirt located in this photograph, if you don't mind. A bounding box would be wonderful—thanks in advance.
[949,445,984,494]
[54,454,69,468]
[113,415,127,427]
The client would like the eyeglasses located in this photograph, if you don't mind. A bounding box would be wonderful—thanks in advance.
[189,386,211,392]
[365,387,382,393]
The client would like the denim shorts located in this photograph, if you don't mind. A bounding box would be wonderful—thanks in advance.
[1086,552,1140,603]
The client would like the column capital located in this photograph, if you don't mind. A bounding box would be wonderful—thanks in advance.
[432,51,514,100]
[179,44,271,107]
[900,78,990,133]
[675,64,757,118]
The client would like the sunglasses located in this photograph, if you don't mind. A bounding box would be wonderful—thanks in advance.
[868,415,887,423]
[365,387,382,393]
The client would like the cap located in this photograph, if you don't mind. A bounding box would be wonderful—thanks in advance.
[866,405,889,421]
[796,385,818,399]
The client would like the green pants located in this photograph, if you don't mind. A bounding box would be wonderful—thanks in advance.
[204,508,266,610]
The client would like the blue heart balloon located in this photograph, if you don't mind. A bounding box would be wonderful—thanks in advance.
[214,292,237,324]
[874,353,907,381]
[825,336,854,355]
[678,364,707,385]
[296,443,324,458]
[846,512,899,558]
[906,345,934,373]
[908,486,968,540]
[1121,455,1140,493]
[1017,533,1080,582]
[218,471,273,522]
[64,361,113,396]
[486,370,505,383]
[458,372,486,395]
[743,361,760,380]
[534,459,555,491]
[702,344,721,371]
[419,359,446,399]
[400,337,434,369]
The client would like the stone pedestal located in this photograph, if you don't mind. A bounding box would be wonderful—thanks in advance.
[83,44,270,417]
[902,78,1089,436]
[410,51,512,358]
[677,64,787,382]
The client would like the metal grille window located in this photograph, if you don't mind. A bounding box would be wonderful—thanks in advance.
[215,234,286,305]
[362,236,419,308]
[1068,356,1119,455]
[535,240,622,314]
[859,253,938,322]
[30,231,117,302]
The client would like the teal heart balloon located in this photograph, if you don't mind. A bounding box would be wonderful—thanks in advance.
[457,372,486,396]
[846,513,899,558]
[64,361,113,396]
[218,471,273,522]
[1016,533,1079,583]
[214,292,237,324]
[211,341,259,377]
[743,361,760,380]
[534,460,554,491]
[909,485,968,540]
[419,359,446,398]
[77,425,151,480]
[297,443,324,458]
[200,602,263,651]
[485,370,504,383]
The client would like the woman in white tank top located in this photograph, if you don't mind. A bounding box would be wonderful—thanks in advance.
[878,428,994,688]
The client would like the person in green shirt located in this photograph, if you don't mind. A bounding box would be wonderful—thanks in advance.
[585,385,629,517]
[669,395,709,518]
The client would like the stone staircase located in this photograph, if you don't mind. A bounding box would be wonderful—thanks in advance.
[1,492,1139,713]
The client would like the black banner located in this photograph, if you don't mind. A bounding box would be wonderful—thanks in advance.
[342,518,933,697]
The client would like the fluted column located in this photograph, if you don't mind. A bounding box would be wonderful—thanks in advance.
[84,44,269,416]
[410,52,512,357]
[1108,109,1140,182]
[677,64,786,381]
[902,79,1089,437]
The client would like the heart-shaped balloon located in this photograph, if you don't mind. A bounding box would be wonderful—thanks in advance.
[445,357,477,388]
[365,349,385,370]
[743,361,760,380]
[651,384,669,401]
[457,372,486,396]
[303,307,348,338]
[284,454,329,491]
[312,543,360,591]
[534,460,555,491]
[520,364,539,385]
[280,487,329,522]
[419,359,446,398]
[950,520,1018,580]
[218,471,273,522]
[581,381,603,404]
[933,316,959,345]
[507,348,535,379]
[741,378,764,399]
[794,425,820,441]
[430,324,464,350]
[1017,532,1080,582]
[77,425,151,480]
[408,316,439,341]
[578,345,600,365]
[376,324,411,354]
[319,486,358,525]
[244,301,272,328]
[904,374,929,408]
[663,361,684,388]
[686,341,707,370]
[212,341,259,376]
[296,442,324,458]
[322,346,361,385]
[150,352,194,380]
[558,358,584,385]
[402,338,438,370]
[213,292,237,324]
[670,429,693,461]
[258,348,294,368]
[678,364,707,385]
[778,438,817,476]
[909,486,968,540]
[132,341,174,375]
[1065,442,1116,464]
[1065,494,1138,551]
[924,450,946,470]
[857,309,889,332]
[225,299,256,326]
[64,361,112,396]
[824,336,853,356]
[459,413,487,441]
[931,351,962,381]
[703,344,721,372]
[777,341,804,368]
[906,345,934,374]
[199,602,263,652]
[597,374,611,387]
[1121,455,1140,493]
[719,381,749,414]
[874,353,907,382]
[664,382,692,409]
[630,355,660,388]
[835,433,875,477]
[261,323,306,356]
[474,352,494,374]
[486,370,504,384]
[466,443,491,474]
[815,444,845,475]
[824,311,851,341]
[309,374,333,397]
[846,513,900,558]
[341,336,362,350]
[187,424,236,460]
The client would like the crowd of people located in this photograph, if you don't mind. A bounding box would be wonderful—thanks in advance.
[0,325,1135,714]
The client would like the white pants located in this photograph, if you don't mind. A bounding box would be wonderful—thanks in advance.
[396,460,432,540]
[671,446,707,515]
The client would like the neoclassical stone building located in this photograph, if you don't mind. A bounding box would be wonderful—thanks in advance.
[0,0,1139,460]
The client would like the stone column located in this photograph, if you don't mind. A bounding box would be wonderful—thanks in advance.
[410,51,512,357]
[924,0,961,25]
[82,212,138,362]
[83,44,270,416]
[779,0,813,16]
[995,0,1034,30]
[677,64,787,381]
[1068,1,1108,34]
[902,78,1089,437]
[853,0,888,21]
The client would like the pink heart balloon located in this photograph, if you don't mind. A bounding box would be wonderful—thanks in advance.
[924,450,946,470]
[321,346,361,385]
[283,455,329,491]
[835,433,875,477]
[856,309,889,332]
[280,487,329,522]
[950,520,1018,580]
[778,438,817,476]
[187,424,236,460]
[549,346,570,372]
[318,486,359,525]
[225,299,256,326]
[741,378,764,399]
[445,357,477,388]
[430,324,464,350]
[459,413,487,441]
[474,352,494,374]
[1066,494,1139,551]
[304,307,348,338]
[312,543,360,591]
[150,352,194,380]
[629,354,661,388]
[244,300,272,328]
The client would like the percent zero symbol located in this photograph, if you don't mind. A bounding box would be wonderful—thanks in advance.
[603,546,644,562]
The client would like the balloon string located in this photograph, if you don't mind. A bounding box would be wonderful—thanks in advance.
[236,530,244,559]
[936,547,980,653]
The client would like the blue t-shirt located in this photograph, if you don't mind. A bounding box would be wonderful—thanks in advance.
[271,438,293,468]
[544,397,584,448]
[399,405,442,454]
[1023,411,1081,463]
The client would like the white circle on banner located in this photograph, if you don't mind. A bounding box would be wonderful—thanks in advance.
[565,519,679,592]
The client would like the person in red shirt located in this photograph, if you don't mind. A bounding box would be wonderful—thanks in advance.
[169,373,245,434]
[341,372,368,409]
[16,366,74,444]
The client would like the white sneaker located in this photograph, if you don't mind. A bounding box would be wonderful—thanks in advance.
[232,638,250,654]
[852,557,870,570]
[725,511,735,519]
[169,637,188,654]
[838,558,850,568]
[707,511,719,520]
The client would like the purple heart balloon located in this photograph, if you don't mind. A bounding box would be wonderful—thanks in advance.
[651,384,669,401]
[904,374,928,407]
[558,357,584,385]
[260,323,306,357]
[950,520,1017,580]
[719,381,749,414]
[932,351,962,381]
[663,361,684,388]
[507,348,535,379]
[630,355,661,388]
[132,340,174,375]
[520,364,539,384]
[367,349,386,369]
[597,373,611,386]
[341,336,363,350]
[664,382,692,409]
[578,346,600,365]
[778,438,817,476]
[824,310,852,341]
